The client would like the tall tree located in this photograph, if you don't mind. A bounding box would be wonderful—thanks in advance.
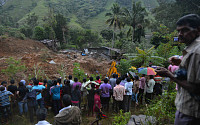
[153,0,200,31]
[53,13,67,42]
[105,3,123,48]
[122,0,149,43]
[26,13,38,29]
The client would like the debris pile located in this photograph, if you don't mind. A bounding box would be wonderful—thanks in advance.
[0,37,110,82]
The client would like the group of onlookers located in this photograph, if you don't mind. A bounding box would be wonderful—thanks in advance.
[0,73,163,125]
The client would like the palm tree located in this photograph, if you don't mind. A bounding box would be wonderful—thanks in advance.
[122,0,149,43]
[105,3,123,49]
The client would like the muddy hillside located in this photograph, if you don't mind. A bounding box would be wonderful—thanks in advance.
[0,37,111,83]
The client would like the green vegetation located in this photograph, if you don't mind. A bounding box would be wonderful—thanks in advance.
[57,64,67,84]
[117,59,132,75]
[0,2,199,124]
[105,3,123,48]
[73,63,87,82]
[0,25,25,39]
[33,26,45,40]
[152,0,200,31]
[33,64,48,81]
[113,110,131,125]
[1,57,26,79]
[0,0,159,32]
[122,0,149,43]
[144,83,177,124]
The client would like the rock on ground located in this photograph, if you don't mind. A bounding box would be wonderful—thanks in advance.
[127,115,156,125]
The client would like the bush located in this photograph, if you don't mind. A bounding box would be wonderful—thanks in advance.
[144,82,177,125]
[20,26,33,38]
[73,63,87,82]
[33,26,45,40]
[0,25,5,35]
[113,110,131,125]
[0,25,26,40]
[15,32,26,40]
[60,43,77,49]
[117,59,132,75]
[1,57,26,79]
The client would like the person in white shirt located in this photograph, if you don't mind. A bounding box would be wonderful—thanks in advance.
[145,75,155,104]
[124,77,133,112]
[68,75,74,87]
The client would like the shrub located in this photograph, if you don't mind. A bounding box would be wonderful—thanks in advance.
[117,59,131,75]
[15,32,26,40]
[1,57,26,79]
[0,25,5,35]
[73,63,87,82]
[20,26,33,38]
[33,26,45,40]
[144,82,177,125]
[113,110,131,125]
[60,43,76,49]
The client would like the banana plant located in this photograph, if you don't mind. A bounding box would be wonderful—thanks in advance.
[124,46,165,67]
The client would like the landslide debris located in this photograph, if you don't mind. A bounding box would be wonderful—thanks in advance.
[0,37,110,82]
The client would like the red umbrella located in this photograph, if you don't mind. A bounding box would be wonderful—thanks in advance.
[139,67,157,75]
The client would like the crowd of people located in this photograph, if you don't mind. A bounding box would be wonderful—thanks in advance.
[0,72,164,125]
[0,14,200,125]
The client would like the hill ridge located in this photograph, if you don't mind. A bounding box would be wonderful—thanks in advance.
[0,0,159,31]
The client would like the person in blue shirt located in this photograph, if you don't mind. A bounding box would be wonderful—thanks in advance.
[32,79,46,109]
[50,80,62,115]
[0,86,14,124]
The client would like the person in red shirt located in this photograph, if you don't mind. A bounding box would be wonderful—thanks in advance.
[93,90,101,113]
[91,90,102,125]
[95,76,101,89]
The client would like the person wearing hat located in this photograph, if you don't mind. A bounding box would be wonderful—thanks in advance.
[20,80,26,86]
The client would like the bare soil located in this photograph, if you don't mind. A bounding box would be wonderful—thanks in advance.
[0,37,110,82]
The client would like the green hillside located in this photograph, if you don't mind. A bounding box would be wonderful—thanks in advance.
[0,0,159,32]
[86,0,115,32]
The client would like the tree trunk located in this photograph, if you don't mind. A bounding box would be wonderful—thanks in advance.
[132,26,135,43]
[112,28,115,48]
[62,28,66,43]
[110,27,115,59]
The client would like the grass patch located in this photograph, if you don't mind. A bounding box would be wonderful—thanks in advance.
[68,15,83,30]
[8,101,145,125]
[86,0,115,32]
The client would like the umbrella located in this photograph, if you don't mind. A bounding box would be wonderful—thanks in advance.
[137,67,144,72]
[139,67,157,75]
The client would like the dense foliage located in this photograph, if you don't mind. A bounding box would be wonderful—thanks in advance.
[152,0,200,31]
[116,59,132,75]
[144,83,177,124]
